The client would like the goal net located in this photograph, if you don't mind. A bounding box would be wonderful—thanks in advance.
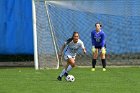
[33,0,140,69]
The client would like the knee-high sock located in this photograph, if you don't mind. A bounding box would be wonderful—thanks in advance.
[66,65,72,73]
[59,69,66,77]
[102,59,106,68]
[92,59,96,68]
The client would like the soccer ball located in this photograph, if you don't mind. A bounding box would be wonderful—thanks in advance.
[66,75,75,82]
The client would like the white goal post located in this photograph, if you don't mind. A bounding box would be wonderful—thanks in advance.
[32,0,59,69]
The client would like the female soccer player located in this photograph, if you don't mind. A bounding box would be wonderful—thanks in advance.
[91,22,106,71]
[57,32,86,81]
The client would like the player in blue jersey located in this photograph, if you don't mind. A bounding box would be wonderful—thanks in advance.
[91,22,106,71]
[57,32,86,81]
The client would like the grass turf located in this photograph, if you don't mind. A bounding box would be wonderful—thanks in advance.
[0,67,140,93]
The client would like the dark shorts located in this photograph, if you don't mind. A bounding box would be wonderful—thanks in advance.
[95,44,106,49]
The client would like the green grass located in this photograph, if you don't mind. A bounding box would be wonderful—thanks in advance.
[0,67,140,93]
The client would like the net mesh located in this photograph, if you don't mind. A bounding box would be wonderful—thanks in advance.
[34,0,140,68]
[35,1,58,69]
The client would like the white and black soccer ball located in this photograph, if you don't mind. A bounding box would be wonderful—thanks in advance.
[66,75,75,82]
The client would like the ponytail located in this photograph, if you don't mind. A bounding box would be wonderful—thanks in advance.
[66,38,73,45]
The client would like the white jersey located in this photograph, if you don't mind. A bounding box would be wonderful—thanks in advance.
[64,39,85,57]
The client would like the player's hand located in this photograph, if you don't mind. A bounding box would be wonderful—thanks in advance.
[101,47,106,54]
[92,46,96,53]
[83,50,86,54]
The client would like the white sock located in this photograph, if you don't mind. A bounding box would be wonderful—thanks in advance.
[59,69,66,77]
[66,65,72,72]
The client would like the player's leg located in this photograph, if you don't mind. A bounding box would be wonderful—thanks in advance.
[100,48,106,71]
[91,49,98,71]
[59,62,69,76]
[57,55,69,81]
[57,55,75,81]
[64,58,75,76]
[57,63,69,81]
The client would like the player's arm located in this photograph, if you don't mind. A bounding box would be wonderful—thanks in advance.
[91,32,96,53]
[81,41,86,54]
[82,48,86,54]
[59,42,67,56]
[59,38,73,56]
[101,33,106,54]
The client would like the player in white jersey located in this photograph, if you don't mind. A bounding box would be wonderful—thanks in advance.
[57,32,86,81]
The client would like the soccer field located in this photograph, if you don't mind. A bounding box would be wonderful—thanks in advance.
[0,67,140,93]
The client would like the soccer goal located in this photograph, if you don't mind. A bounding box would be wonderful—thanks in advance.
[32,0,140,69]
[32,0,60,69]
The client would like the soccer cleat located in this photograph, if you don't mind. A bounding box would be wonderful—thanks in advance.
[91,68,95,71]
[64,72,68,77]
[57,76,62,81]
[103,68,106,71]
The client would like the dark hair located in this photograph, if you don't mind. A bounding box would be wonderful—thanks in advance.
[95,22,102,27]
[66,32,79,44]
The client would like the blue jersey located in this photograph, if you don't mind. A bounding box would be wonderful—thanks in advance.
[91,30,105,48]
